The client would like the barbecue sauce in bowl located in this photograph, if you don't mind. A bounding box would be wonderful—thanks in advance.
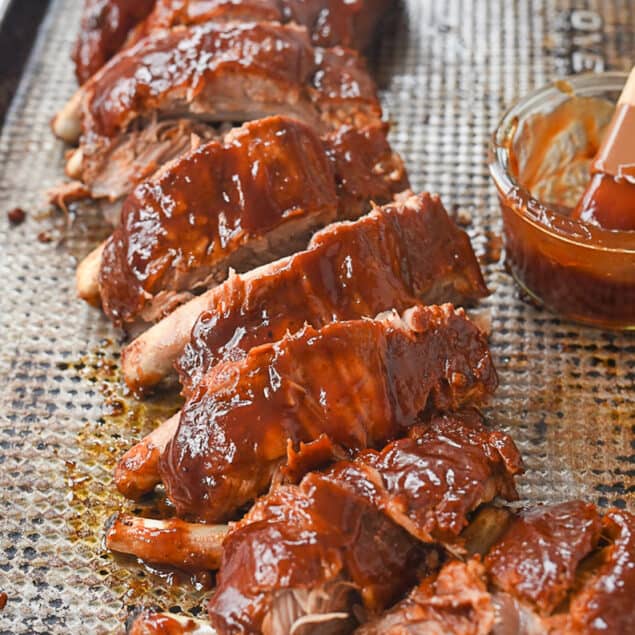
[490,73,635,330]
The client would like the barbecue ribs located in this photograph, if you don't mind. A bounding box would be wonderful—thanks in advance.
[73,0,394,88]
[53,20,381,209]
[120,192,485,394]
[78,117,407,325]
[117,411,521,634]
[207,413,519,634]
[360,503,635,635]
[128,0,394,51]
[73,0,156,85]
[158,304,497,521]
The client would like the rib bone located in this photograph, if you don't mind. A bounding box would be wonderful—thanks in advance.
[121,193,486,394]
[76,242,106,306]
[114,413,180,500]
[106,513,227,571]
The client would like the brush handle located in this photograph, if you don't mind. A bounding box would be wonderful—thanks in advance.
[592,67,635,181]
[618,66,635,106]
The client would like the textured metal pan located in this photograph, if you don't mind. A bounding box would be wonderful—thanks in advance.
[0,1,633,633]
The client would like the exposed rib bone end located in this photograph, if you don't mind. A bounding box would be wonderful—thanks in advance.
[52,90,83,143]
[120,289,216,394]
[76,242,105,307]
[65,147,84,179]
[114,443,163,500]
[106,513,227,572]
[127,611,217,635]
[115,413,180,500]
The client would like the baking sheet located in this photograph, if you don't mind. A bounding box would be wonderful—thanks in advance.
[0,1,633,632]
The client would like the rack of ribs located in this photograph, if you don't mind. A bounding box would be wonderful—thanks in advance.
[73,0,395,87]
[120,192,486,394]
[127,0,395,52]
[124,502,635,634]
[359,502,635,634]
[52,20,382,208]
[115,303,497,518]
[117,411,522,634]
[75,116,408,325]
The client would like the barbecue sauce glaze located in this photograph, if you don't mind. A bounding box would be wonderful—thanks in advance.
[496,94,635,328]
[160,305,498,522]
[177,194,486,394]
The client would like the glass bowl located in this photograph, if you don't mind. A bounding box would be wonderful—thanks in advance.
[489,72,635,330]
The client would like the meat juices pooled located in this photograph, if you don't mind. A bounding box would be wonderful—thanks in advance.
[159,304,498,522]
[128,0,394,51]
[207,413,521,634]
[174,192,487,396]
[73,0,156,85]
[95,117,408,326]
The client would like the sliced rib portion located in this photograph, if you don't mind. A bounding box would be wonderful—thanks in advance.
[98,116,339,326]
[207,412,519,634]
[90,118,407,324]
[55,21,382,211]
[160,304,498,522]
[355,559,496,635]
[111,412,521,565]
[105,513,226,571]
[61,118,219,218]
[484,500,602,616]
[73,0,156,85]
[554,509,635,634]
[359,504,634,635]
[126,0,393,53]
[53,21,381,145]
[75,0,394,90]
[122,192,484,394]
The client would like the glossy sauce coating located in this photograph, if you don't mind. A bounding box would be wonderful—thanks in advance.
[324,123,410,219]
[210,479,427,634]
[566,510,635,634]
[125,0,392,54]
[128,0,282,47]
[280,0,393,50]
[484,500,602,615]
[160,304,497,522]
[73,0,156,84]
[356,559,495,635]
[357,413,522,545]
[315,412,521,549]
[82,21,381,141]
[177,193,485,395]
[208,411,516,634]
[99,116,337,325]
